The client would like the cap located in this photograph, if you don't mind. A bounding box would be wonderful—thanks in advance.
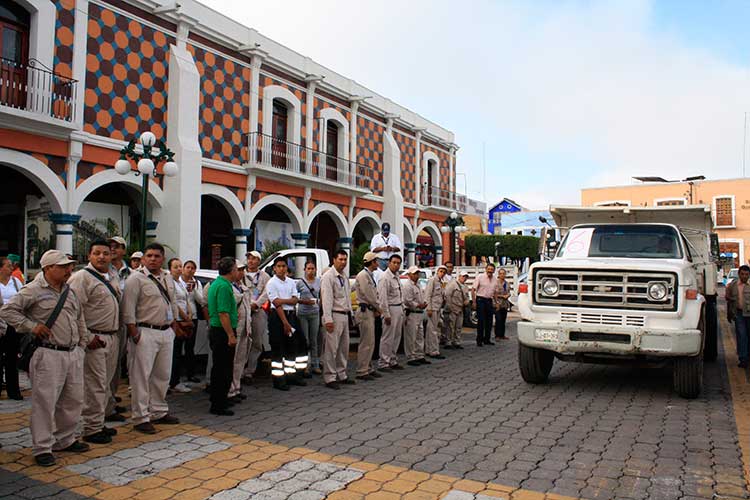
[236,259,246,269]
[6,253,20,263]
[407,265,420,274]
[363,251,379,263]
[459,270,470,277]
[130,251,143,259]
[381,222,391,232]
[437,265,448,271]
[246,250,262,259]
[40,250,76,268]
[107,236,126,246]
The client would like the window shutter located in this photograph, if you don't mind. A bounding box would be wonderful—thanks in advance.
[715,197,733,226]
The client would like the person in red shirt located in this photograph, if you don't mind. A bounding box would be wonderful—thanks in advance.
[8,254,25,285]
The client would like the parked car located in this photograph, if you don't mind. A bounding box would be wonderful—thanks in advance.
[723,268,739,287]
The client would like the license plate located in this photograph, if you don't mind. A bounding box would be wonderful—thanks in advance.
[535,328,559,342]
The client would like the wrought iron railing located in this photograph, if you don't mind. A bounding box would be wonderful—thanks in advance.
[422,184,464,211]
[0,58,77,122]
[246,132,374,191]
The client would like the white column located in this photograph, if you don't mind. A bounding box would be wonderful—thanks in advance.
[449,144,458,209]
[349,96,367,183]
[381,113,404,255]
[243,49,265,228]
[233,229,250,260]
[304,75,322,175]
[49,214,80,255]
[163,43,202,260]
[434,245,443,266]
[66,140,82,213]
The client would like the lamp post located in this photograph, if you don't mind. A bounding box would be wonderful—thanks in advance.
[114,131,178,250]
[440,211,467,266]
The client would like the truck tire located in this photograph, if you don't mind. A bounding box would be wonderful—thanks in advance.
[518,343,554,383]
[704,295,718,362]
[673,352,703,399]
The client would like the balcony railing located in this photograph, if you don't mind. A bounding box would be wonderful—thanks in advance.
[246,132,374,191]
[0,58,77,122]
[422,184,466,212]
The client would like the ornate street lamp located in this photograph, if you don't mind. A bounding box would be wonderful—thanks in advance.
[114,131,178,250]
[440,211,467,265]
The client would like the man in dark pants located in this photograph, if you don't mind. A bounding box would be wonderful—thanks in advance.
[473,263,497,346]
[206,257,238,416]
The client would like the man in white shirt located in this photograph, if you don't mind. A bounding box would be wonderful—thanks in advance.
[370,223,402,271]
[266,257,307,391]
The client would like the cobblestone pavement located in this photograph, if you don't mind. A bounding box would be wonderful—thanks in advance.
[1,317,749,500]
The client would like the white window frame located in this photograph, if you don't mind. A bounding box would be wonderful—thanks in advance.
[712,195,736,229]
[653,197,687,207]
[593,200,631,207]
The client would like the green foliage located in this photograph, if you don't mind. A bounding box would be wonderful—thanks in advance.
[465,234,540,260]
[349,242,370,276]
[261,239,290,262]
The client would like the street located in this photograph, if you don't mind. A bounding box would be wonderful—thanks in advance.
[0,318,748,500]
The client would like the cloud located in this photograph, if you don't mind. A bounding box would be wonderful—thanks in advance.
[201,0,750,208]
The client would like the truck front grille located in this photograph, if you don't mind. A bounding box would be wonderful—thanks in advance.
[560,311,646,327]
[534,269,677,311]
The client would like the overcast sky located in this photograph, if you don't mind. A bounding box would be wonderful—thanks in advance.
[202,0,750,208]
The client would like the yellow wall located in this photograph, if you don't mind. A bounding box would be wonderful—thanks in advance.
[581,178,750,268]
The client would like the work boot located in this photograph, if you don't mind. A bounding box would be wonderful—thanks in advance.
[83,431,111,444]
[35,453,55,467]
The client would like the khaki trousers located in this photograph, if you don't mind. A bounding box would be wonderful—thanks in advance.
[246,310,267,376]
[322,314,349,383]
[82,333,120,436]
[129,327,174,424]
[106,325,127,416]
[356,309,376,376]
[378,306,404,368]
[404,312,425,361]
[229,331,252,397]
[448,311,464,346]
[30,346,84,456]
[425,311,441,356]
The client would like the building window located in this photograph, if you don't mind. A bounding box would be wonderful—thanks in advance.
[714,196,735,228]
[0,2,30,109]
[325,120,338,181]
[593,200,631,207]
[655,198,686,206]
[271,101,288,168]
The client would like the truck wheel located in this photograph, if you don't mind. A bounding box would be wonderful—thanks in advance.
[673,352,703,399]
[518,343,554,383]
[704,296,718,362]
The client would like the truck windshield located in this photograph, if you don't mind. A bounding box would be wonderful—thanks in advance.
[558,225,682,259]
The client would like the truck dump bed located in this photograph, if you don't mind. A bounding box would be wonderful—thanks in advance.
[549,205,713,232]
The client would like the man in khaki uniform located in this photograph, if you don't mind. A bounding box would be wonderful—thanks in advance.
[403,266,429,366]
[445,270,470,349]
[377,254,405,371]
[424,265,447,359]
[121,242,182,434]
[353,252,383,381]
[67,240,121,444]
[243,250,270,381]
[321,250,355,389]
[106,236,129,422]
[229,261,252,401]
[1,250,90,466]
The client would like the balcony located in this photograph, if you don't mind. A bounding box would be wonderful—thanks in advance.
[0,58,78,124]
[422,185,466,212]
[245,132,374,195]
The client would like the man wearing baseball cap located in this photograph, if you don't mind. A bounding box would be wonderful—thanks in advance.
[129,251,143,270]
[106,236,130,422]
[1,250,90,466]
[241,250,270,382]
[424,265,447,359]
[403,266,429,366]
[444,270,470,349]
[353,252,383,380]
[370,223,402,271]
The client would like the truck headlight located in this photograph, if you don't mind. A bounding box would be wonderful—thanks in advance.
[647,281,668,301]
[541,278,559,297]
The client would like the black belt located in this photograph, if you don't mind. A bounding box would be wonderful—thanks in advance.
[273,309,295,315]
[90,329,117,335]
[359,303,376,312]
[405,309,424,314]
[476,296,493,301]
[137,323,171,330]
[389,303,402,307]
[39,343,77,352]
[333,310,350,315]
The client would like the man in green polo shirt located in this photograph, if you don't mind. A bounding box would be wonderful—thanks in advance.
[207,257,238,416]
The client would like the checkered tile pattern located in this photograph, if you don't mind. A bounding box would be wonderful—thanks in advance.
[83,4,173,141]
[189,44,250,165]
[311,98,351,151]
[421,143,454,193]
[53,0,75,79]
[258,76,307,148]
[394,131,417,203]
[356,117,384,196]
[6,149,67,185]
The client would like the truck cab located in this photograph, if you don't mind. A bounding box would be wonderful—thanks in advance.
[516,205,719,398]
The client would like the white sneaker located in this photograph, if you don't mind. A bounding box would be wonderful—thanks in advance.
[173,383,191,393]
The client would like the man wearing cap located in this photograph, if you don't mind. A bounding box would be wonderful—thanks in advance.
[106,236,129,422]
[228,260,252,403]
[424,265,447,359]
[353,251,383,380]
[67,240,121,444]
[444,271,470,349]
[129,251,143,270]
[440,262,455,346]
[242,250,270,382]
[321,250,354,389]
[370,223,402,271]
[377,254,405,371]
[121,242,182,434]
[403,266,430,366]
[1,250,90,466]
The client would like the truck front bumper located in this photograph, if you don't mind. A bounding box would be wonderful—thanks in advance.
[517,321,702,357]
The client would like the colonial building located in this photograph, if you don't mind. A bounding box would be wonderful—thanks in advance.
[0,0,460,273]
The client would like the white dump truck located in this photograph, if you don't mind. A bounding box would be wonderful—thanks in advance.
[516,205,720,399]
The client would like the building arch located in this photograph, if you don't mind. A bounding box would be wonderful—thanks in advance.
[261,85,302,145]
[416,220,442,245]
[319,107,350,160]
[305,203,348,236]
[0,147,65,212]
[72,168,165,214]
[403,220,415,245]
[247,194,303,233]
[200,183,244,228]
[350,210,381,235]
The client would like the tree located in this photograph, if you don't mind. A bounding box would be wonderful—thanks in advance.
[349,242,370,276]
[465,234,540,263]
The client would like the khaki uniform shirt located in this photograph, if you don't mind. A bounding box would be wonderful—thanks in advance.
[1,272,87,347]
[403,280,425,311]
[121,268,179,326]
[321,267,352,324]
[354,268,380,312]
[244,270,270,309]
[377,268,403,320]
[424,276,444,312]
[445,279,468,315]
[67,264,121,342]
